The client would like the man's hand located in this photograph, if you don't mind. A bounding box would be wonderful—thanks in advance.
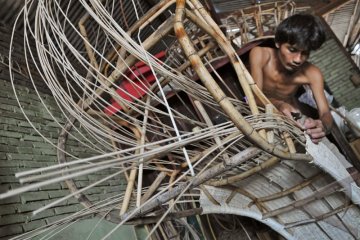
[277,102,299,118]
[273,100,327,143]
[301,118,326,144]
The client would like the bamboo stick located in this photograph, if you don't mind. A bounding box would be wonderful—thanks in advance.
[136,96,151,208]
[209,156,279,187]
[284,204,353,228]
[141,172,167,204]
[120,162,138,215]
[57,116,93,209]
[262,182,342,219]
[108,129,129,181]
[120,121,145,215]
[223,185,269,213]
[256,173,322,203]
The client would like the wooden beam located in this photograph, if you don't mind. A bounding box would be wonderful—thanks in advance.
[349,19,360,47]
[343,0,359,46]
[319,17,360,72]
[316,0,352,16]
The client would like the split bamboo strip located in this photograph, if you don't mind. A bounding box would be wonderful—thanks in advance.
[265,104,274,143]
[262,182,342,219]
[284,204,353,228]
[255,173,322,203]
[134,40,218,117]
[223,185,269,213]
[141,172,167,204]
[136,96,151,207]
[78,12,132,114]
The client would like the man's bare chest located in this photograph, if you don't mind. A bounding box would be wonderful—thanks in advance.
[262,69,307,99]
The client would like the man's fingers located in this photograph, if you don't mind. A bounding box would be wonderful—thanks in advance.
[306,126,326,144]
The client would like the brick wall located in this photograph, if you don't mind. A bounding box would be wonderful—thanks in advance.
[310,38,360,109]
[0,25,126,239]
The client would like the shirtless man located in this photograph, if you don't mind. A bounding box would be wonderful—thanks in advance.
[249,13,333,144]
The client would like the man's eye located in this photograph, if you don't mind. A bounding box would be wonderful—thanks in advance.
[289,48,297,52]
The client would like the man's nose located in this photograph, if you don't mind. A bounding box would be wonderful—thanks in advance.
[293,53,302,65]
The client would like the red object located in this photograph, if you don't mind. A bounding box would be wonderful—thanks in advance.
[104,51,165,115]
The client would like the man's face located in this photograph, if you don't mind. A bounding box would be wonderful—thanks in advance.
[277,43,310,72]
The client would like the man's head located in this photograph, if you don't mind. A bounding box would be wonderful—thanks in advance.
[275,13,326,51]
[274,14,326,72]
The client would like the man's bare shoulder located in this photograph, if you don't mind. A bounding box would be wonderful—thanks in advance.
[250,46,272,58]
[303,63,323,83]
[249,46,272,66]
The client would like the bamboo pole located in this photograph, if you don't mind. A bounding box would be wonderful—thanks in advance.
[177,4,309,161]
[183,8,259,115]
[188,2,300,150]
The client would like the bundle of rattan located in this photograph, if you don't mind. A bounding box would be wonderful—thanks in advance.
[2,0,360,239]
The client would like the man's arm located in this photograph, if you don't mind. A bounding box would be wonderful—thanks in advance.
[249,47,265,90]
[300,66,333,143]
[307,66,333,133]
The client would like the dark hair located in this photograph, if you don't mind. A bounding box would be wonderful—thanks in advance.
[275,14,326,51]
